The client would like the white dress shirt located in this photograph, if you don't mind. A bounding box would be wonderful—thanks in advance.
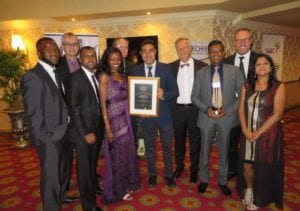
[176,58,194,104]
[234,50,251,79]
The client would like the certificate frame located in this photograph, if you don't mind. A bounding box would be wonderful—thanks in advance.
[128,76,160,117]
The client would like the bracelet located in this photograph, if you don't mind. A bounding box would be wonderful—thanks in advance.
[258,128,263,134]
[103,116,108,119]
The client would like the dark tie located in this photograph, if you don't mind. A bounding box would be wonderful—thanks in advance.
[180,63,189,68]
[91,75,100,103]
[147,66,153,77]
[53,68,64,97]
[239,56,246,79]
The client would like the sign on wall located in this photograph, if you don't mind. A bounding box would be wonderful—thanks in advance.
[262,34,285,80]
[191,41,209,63]
[44,33,99,58]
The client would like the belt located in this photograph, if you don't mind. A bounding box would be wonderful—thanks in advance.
[176,103,193,107]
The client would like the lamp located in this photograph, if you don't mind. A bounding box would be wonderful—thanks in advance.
[11,34,26,50]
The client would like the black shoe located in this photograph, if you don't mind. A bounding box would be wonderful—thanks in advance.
[96,187,103,195]
[218,183,231,196]
[165,176,176,187]
[148,175,157,187]
[197,182,208,194]
[189,172,198,183]
[227,172,237,181]
[63,195,79,204]
[173,168,183,178]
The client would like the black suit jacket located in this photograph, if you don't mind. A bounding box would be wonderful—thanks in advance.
[57,55,80,84]
[223,51,258,81]
[65,68,103,143]
[21,63,69,146]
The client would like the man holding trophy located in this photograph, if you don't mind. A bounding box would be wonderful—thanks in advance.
[191,40,244,196]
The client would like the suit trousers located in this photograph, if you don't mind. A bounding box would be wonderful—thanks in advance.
[75,138,101,210]
[173,105,200,173]
[35,136,67,211]
[228,125,241,174]
[142,120,173,177]
[199,120,230,185]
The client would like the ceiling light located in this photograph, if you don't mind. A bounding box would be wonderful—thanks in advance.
[146,12,151,15]
[71,18,76,22]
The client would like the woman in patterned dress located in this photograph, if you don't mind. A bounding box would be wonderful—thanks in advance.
[98,47,141,204]
[237,53,286,210]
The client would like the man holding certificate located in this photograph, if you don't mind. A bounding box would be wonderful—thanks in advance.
[191,40,244,196]
[130,39,178,188]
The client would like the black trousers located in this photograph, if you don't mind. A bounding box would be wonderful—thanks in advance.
[228,125,241,174]
[173,104,201,174]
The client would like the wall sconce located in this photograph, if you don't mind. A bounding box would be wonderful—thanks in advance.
[11,34,26,51]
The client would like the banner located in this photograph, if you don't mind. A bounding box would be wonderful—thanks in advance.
[262,34,285,80]
[191,41,209,63]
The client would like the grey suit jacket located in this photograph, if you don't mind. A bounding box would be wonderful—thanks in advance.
[191,63,244,128]
[21,63,69,146]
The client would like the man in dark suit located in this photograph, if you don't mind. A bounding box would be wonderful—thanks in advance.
[130,39,178,187]
[58,32,80,83]
[112,37,135,76]
[21,37,69,211]
[65,46,104,211]
[223,28,258,181]
[191,40,244,196]
[56,32,81,201]
[170,37,207,183]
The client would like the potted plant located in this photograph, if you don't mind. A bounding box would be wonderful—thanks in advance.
[0,49,30,148]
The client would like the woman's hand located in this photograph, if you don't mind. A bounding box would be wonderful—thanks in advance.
[106,126,114,141]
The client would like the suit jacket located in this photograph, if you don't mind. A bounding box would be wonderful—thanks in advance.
[57,55,80,84]
[191,63,244,128]
[223,51,258,81]
[130,62,179,126]
[65,68,103,143]
[21,63,69,146]
[169,58,207,109]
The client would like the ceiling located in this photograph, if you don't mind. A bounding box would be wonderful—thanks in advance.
[1,0,300,29]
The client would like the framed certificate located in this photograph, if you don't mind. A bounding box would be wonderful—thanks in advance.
[128,76,160,116]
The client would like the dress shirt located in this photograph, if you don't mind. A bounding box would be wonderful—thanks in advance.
[66,57,80,73]
[39,60,58,86]
[144,60,157,77]
[234,51,251,79]
[177,58,194,104]
[81,66,99,99]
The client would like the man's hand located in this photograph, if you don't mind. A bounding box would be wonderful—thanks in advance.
[207,107,226,119]
[157,88,164,100]
[84,133,96,144]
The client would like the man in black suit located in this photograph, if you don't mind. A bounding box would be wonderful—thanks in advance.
[170,38,207,183]
[56,32,81,200]
[223,27,258,181]
[112,37,135,76]
[65,46,104,211]
[21,37,69,211]
[130,39,179,187]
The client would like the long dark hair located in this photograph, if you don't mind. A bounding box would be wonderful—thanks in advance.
[249,53,279,90]
[97,47,123,76]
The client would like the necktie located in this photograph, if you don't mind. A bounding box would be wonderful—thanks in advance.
[147,66,153,77]
[53,68,64,97]
[212,67,222,109]
[180,63,189,68]
[91,75,100,103]
[239,56,246,79]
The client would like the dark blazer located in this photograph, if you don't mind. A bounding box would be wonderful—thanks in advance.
[130,62,179,126]
[21,63,68,146]
[57,55,80,84]
[223,51,258,81]
[65,68,103,142]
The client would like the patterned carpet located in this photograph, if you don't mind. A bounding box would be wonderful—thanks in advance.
[0,108,300,211]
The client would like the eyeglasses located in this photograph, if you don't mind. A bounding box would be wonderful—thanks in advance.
[235,37,251,44]
[62,43,79,47]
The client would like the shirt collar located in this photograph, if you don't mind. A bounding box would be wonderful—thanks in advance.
[39,60,55,73]
[81,65,96,77]
[236,50,251,59]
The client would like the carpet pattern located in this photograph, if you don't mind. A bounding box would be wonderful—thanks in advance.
[0,108,300,211]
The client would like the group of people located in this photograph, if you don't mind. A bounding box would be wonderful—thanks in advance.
[21,27,285,211]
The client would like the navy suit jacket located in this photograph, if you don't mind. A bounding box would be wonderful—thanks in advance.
[130,62,179,126]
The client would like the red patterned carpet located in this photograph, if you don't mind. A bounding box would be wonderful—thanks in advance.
[1,108,300,211]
